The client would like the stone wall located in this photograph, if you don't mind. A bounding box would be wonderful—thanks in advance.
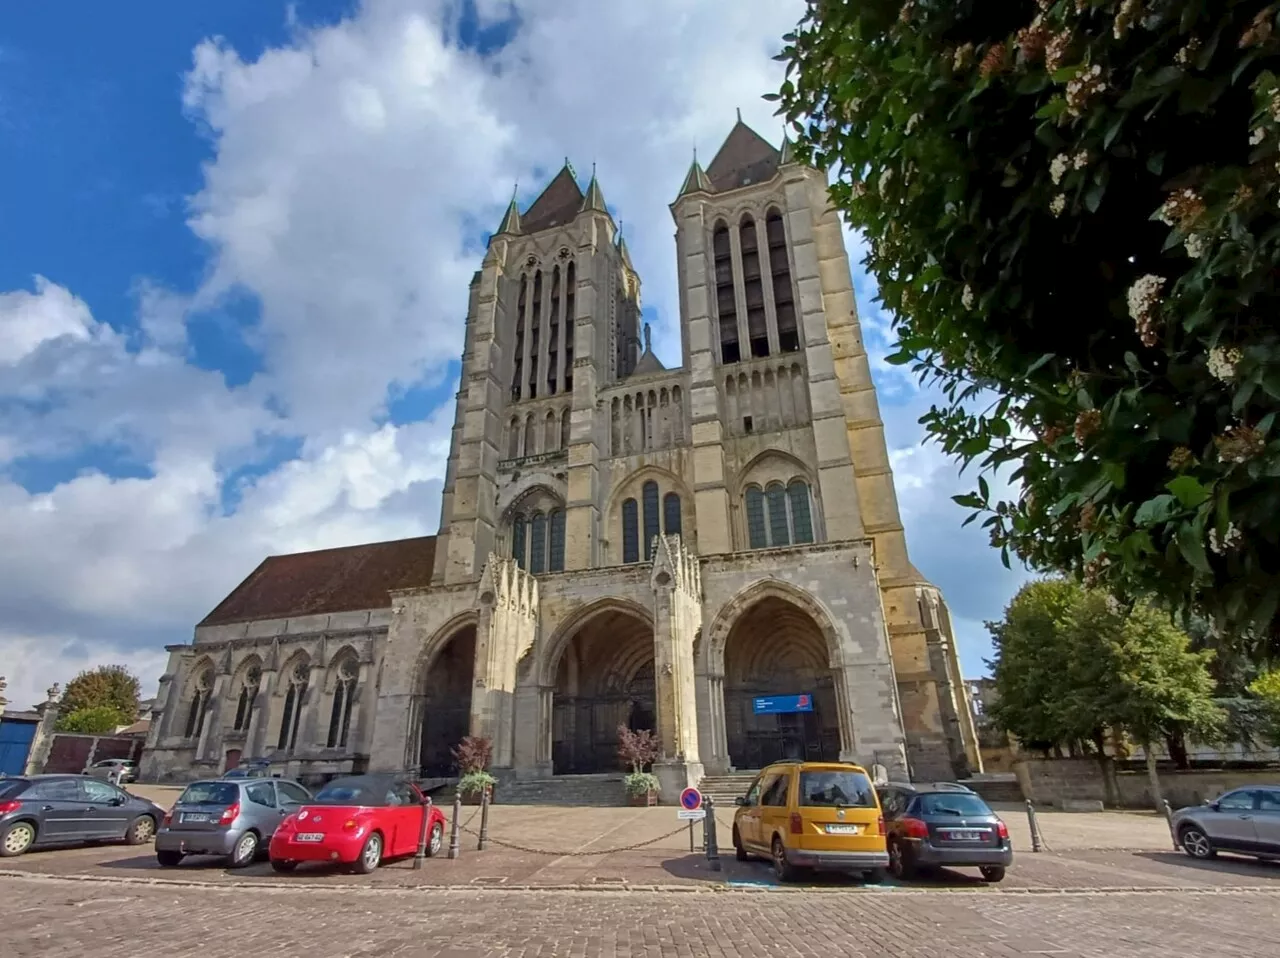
[1014,757,1280,809]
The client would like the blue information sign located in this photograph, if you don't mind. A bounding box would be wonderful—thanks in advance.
[752,693,814,715]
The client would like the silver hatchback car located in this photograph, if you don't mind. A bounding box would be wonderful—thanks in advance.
[155,777,312,868]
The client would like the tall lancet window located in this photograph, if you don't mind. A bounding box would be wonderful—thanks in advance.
[713,222,738,363]
[767,210,799,353]
[548,265,561,396]
[528,271,543,399]
[512,275,527,400]
[740,214,768,358]
[564,262,576,393]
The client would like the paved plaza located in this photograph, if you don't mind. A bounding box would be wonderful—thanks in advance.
[3,871,1277,958]
[4,794,1278,955]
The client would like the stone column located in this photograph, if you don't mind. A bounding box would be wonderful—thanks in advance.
[247,641,280,759]
[23,685,62,775]
[471,554,539,768]
[649,536,704,801]
[511,681,552,780]
[196,672,231,764]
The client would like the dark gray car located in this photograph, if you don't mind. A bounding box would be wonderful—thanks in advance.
[0,774,166,857]
[1171,784,1280,861]
[878,782,1014,882]
[154,777,312,868]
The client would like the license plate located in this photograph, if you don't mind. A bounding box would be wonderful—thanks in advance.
[295,832,324,843]
[945,829,984,841]
[825,824,861,835]
[180,813,210,823]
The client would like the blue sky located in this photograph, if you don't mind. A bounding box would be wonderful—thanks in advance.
[0,0,1031,710]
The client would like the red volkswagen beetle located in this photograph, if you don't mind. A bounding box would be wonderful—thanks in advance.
[268,774,446,874]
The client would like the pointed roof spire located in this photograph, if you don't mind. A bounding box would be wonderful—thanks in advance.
[618,232,634,270]
[736,106,743,123]
[496,183,522,234]
[677,147,713,198]
[580,161,608,214]
[779,129,797,166]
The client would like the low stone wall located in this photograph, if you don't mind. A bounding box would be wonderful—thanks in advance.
[1014,757,1280,809]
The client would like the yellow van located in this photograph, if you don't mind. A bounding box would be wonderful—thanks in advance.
[731,760,888,882]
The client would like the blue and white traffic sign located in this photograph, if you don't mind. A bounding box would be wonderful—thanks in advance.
[679,786,703,811]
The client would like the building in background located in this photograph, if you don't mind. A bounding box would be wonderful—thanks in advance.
[142,119,981,794]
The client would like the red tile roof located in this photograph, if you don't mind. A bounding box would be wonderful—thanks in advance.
[199,536,437,627]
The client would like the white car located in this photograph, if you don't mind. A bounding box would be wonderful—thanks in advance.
[83,758,138,784]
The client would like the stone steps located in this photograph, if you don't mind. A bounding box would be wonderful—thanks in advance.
[424,773,627,807]
[964,775,1025,804]
[698,772,758,807]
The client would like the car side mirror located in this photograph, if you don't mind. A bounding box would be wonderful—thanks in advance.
[111,796,127,806]
[1208,801,1220,811]
[734,796,747,807]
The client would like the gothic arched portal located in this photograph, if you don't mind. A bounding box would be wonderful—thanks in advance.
[416,626,475,777]
[550,609,655,775]
[722,596,840,769]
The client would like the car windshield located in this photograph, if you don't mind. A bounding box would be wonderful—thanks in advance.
[177,782,239,805]
[0,780,27,799]
[918,793,993,817]
[311,777,396,806]
[799,770,876,808]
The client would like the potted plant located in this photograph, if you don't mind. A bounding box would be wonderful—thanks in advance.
[452,735,496,805]
[617,724,660,806]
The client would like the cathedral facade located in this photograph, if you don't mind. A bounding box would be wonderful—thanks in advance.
[141,119,981,796]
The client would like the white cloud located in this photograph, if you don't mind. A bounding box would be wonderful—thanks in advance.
[0,0,1027,710]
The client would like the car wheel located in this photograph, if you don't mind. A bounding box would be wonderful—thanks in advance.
[270,859,298,873]
[228,831,259,869]
[980,865,1006,883]
[126,815,156,845]
[733,826,748,862]
[352,832,383,874]
[771,835,797,883]
[1179,825,1216,859]
[156,850,184,868]
[888,839,916,880]
[426,821,444,858]
[0,821,36,858]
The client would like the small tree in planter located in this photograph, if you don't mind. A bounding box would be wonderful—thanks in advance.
[617,725,660,806]
[452,735,495,805]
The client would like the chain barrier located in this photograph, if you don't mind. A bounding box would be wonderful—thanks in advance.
[457,819,694,857]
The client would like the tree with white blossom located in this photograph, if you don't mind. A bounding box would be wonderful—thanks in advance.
[772,1,1280,658]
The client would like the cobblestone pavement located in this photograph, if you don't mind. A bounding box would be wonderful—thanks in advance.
[2,871,1277,957]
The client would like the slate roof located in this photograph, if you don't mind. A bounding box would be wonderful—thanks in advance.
[522,164,585,234]
[199,536,437,626]
[705,119,781,192]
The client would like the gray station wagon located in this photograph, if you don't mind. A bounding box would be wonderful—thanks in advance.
[154,777,312,868]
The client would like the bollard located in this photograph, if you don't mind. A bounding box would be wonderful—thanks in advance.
[412,795,434,870]
[1162,799,1178,851]
[1025,799,1043,853]
[704,796,721,872]
[477,785,491,851]
[448,791,463,860]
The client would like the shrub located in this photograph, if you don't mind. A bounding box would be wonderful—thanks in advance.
[616,725,660,773]
[451,735,493,775]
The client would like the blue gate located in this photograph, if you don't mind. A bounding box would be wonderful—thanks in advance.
[0,718,38,776]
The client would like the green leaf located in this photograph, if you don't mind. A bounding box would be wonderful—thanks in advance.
[884,350,914,365]
[1134,494,1180,527]
[1166,476,1210,509]
[1102,461,1126,491]
[1026,352,1055,375]
[1176,524,1213,575]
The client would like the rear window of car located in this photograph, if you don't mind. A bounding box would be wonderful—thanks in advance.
[0,780,28,799]
[799,770,877,808]
[177,782,239,805]
[916,793,993,817]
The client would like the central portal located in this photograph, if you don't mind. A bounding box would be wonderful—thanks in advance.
[723,596,840,769]
[551,607,655,775]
